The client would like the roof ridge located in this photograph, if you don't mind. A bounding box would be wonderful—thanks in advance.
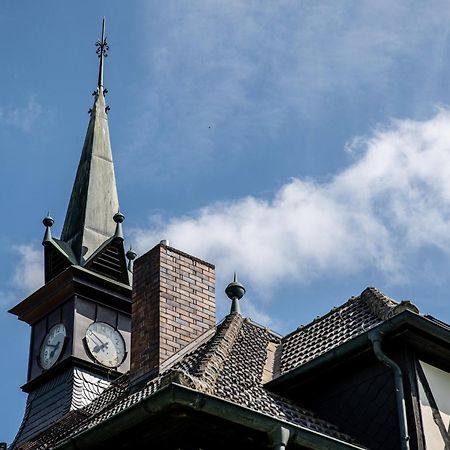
[161,313,245,394]
[361,286,419,320]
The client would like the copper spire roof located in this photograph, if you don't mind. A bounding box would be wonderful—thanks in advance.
[60,18,119,263]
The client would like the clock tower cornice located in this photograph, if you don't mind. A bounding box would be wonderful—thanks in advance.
[9,265,131,325]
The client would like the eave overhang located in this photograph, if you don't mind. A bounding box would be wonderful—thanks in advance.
[9,265,131,324]
[267,311,450,391]
[51,383,365,450]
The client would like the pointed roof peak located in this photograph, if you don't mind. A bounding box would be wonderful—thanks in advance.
[60,19,119,264]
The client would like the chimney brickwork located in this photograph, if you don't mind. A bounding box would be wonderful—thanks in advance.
[131,243,215,383]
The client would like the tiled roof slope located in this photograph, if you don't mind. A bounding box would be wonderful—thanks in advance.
[16,314,356,449]
[279,287,419,374]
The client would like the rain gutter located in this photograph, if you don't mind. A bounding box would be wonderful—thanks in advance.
[51,383,365,450]
[267,311,450,391]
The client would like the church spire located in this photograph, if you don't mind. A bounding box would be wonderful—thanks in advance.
[60,19,119,263]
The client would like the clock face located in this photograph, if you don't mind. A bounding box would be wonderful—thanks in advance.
[85,322,126,368]
[39,323,66,370]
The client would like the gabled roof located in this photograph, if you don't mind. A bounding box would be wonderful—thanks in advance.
[15,314,360,450]
[279,287,418,374]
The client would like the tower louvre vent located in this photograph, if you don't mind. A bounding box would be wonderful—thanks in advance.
[86,243,128,284]
[44,246,71,283]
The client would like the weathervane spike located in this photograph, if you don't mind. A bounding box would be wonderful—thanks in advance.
[95,17,109,90]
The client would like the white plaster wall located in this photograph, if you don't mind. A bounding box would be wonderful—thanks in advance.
[417,360,450,449]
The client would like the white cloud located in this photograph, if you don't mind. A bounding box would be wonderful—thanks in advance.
[13,245,43,293]
[133,108,450,297]
[0,97,43,132]
[0,244,43,307]
[0,290,16,308]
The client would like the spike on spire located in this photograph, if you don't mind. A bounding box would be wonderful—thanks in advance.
[96,18,108,92]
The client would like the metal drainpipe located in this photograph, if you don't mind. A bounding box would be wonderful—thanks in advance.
[368,330,410,450]
[269,425,290,450]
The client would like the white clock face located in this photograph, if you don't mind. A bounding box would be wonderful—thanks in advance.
[85,322,126,368]
[39,323,66,370]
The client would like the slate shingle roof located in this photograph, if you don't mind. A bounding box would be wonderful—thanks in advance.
[16,286,420,450]
[279,287,418,374]
[17,315,356,449]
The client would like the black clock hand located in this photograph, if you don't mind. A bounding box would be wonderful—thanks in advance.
[92,342,109,353]
[49,341,60,359]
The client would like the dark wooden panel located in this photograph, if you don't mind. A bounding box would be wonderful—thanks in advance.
[29,318,46,381]
[96,304,116,325]
[296,354,400,450]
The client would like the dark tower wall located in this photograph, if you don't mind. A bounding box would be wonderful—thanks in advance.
[306,359,399,449]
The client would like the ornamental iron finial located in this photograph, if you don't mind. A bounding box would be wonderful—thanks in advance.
[113,211,125,241]
[95,18,109,90]
[126,245,137,272]
[225,272,246,314]
[42,212,55,245]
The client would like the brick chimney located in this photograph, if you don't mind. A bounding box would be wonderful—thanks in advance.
[131,242,215,384]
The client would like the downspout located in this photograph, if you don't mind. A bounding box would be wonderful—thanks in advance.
[368,330,410,450]
[269,425,290,450]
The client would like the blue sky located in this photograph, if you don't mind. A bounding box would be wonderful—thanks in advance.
[2,0,450,443]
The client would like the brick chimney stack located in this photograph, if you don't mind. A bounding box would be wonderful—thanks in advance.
[131,242,215,384]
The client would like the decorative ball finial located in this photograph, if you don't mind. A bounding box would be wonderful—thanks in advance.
[225,272,245,314]
[113,211,125,223]
[42,213,54,245]
[42,213,54,228]
[113,211,125,241]
[126,246,137,261]
[126,245,137,272]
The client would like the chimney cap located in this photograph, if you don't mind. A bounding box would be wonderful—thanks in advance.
[160,239,170,246]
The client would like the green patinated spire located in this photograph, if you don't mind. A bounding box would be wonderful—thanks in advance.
[61,18,119,263]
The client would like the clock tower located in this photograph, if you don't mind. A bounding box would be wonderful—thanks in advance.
[9,20,133,448]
